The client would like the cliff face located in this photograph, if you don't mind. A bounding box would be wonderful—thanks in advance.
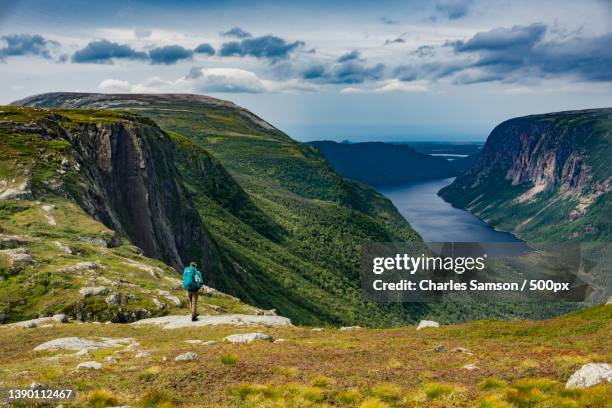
[2,108,219,270]
[440,108,612,242]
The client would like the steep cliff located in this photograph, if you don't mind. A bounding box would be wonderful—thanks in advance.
[440,108,612,242]
[0,106,261,322]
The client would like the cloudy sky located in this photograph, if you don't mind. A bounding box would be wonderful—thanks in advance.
[1,0,611,141]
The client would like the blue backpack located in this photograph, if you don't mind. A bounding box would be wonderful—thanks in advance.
[182,266,203,292]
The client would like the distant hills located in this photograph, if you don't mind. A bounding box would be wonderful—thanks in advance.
[308,141,460,186]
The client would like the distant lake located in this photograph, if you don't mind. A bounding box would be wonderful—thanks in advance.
[378,178,525,244]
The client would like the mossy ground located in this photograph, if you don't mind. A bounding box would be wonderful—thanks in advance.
[0,305,609,407]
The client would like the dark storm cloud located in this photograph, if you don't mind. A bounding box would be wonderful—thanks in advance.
[0,33,58,60]
[221,27,252,39]
[394,23,612,84]
[219,35,305,60]
[435,0,473,20]
[148,45,194,64]
[336,50,361,62]
[451,23,546,52]
[193,43,215,56]
[72,39,147,63]
[302,61,385,84]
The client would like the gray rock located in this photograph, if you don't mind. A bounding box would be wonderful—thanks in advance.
[34,337,134,352]
[52,314,68,323]
[30,381,47,391]
[434,345,447,352]
[311,328,324,332]
[131,314,292,330]
[273,338,287,344]
[78,236,108,247]
[175,352,198,361]
[183,339,203,344]
[202,340,217,346]
[0,247,34,269]
[340,326,361,331]
[566,363,612,388]
[53,241,72,254]
[105,293,121,305]
[0,185,32,200]
[135,352,151,359]
[224,332,274,344]
[463,364,479,371]
[79,286,108,297]
[152,298,165,310]
[417,320,439,330]
[77,361,102,370]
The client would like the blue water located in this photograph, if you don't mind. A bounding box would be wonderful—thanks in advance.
[378,177,524,243]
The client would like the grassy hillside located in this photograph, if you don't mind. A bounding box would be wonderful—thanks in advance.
[10,94,426,327]
[307,141,458,186]
[1,304,609,407]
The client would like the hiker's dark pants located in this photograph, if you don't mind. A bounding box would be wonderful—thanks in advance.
[187,291,199,318]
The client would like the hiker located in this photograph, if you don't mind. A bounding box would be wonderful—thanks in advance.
[182,261,204,321]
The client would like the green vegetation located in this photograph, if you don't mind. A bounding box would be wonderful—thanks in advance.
[0,304,609,407]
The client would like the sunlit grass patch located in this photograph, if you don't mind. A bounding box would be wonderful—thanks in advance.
[478,394,514,408]
[370,383,403,402]
[138,390,175,407]
[479,377,507,391]
[138,366,162,381]
[360,398,390,408]
[220,353,239,365]
[310,374,333,387]
[273,365,299,377]
[386,359,403,369]
[337,388,361,405]
[84,389,119,408]
[423,382,464,400]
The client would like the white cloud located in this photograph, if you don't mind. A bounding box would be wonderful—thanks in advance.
[340,87,363,94]
[373,79,430,93]
[190,68,265,93]
[98,79,132,92]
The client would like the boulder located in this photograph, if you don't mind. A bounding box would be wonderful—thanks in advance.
[417,320,439,330]
[463,364,479,371]
[79,286,108,297]
[77,361,102,370]
[340,326,361,331]
[34,337,134,352]
[52,314,68,323]
[135,352,151,359]
[131,314,292,330]
[183,339,203,344]
[0,247,34,269]
[434,345,447,353]
[105,293,121,305]
[175,352,198,361]
[224,332,274,344]
[566,363,612,388]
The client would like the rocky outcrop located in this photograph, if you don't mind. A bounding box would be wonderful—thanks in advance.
[63,119,216,270]
[440,108,612,242]
[130,314,292,330]
[3,112,220,271]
